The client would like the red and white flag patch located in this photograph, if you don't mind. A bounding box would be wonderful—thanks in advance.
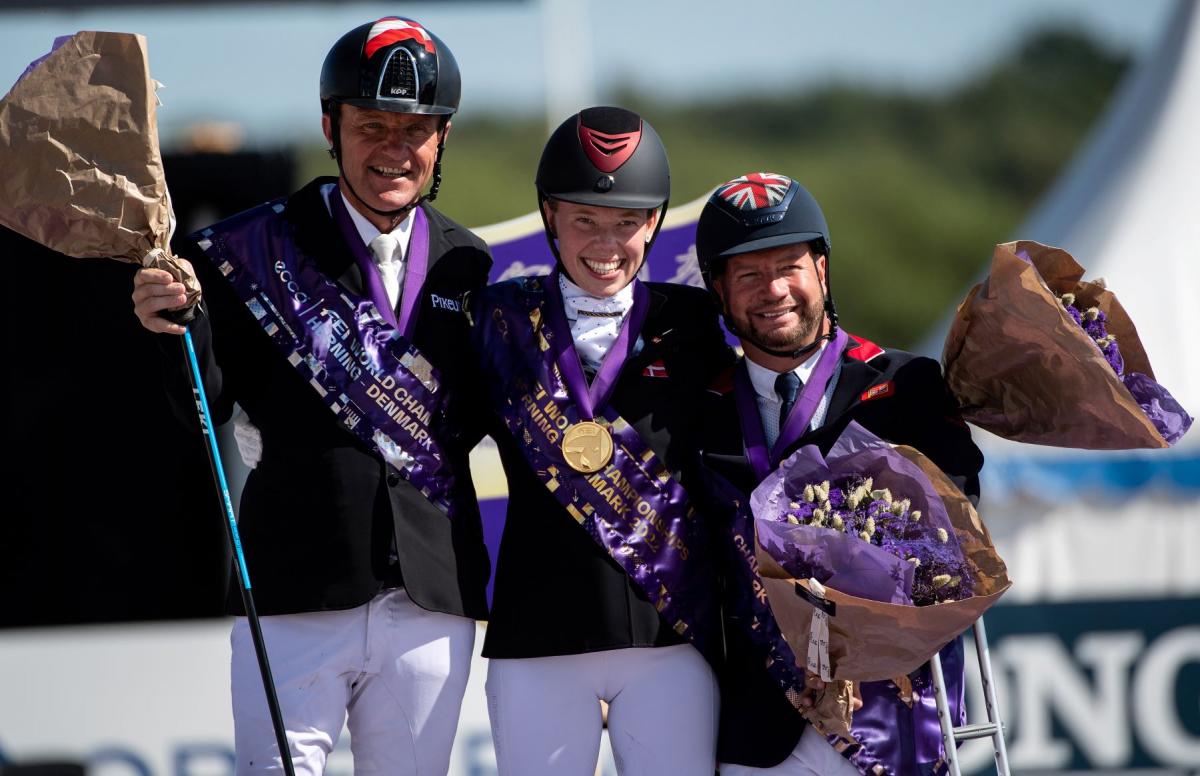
[642,359,669,378]
[860,381,894,402]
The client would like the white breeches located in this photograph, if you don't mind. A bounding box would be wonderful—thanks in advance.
[230,587,475,776]
[719,725,859,776]
[485,644,719,776]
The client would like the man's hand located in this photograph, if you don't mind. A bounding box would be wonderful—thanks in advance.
[132,261,197,335]
[799,670,825,710]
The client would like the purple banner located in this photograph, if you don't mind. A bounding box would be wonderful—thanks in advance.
[197,200,459,518]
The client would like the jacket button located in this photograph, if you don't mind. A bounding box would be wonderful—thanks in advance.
[386,472,400,487]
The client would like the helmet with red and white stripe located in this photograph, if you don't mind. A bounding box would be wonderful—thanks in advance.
[320,17,460,116]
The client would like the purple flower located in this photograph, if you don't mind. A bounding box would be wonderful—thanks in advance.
[769,472,972,606]
[1123,372,1194,445]
[1058,292,1192,442]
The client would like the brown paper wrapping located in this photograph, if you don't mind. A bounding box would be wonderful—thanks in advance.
[942,240,1164,449]
[756,444,1010,737]
[0,31,199,302]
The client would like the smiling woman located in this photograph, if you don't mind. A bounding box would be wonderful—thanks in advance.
[468,106,736,776]
[544,199,657,297]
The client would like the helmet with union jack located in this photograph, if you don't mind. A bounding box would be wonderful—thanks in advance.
[696,173,839,354]
[695,172,830,287]
[320,17,460,116]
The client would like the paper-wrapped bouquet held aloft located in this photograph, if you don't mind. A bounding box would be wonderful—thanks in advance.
[0,30,198,302]
[943,240,1191,449]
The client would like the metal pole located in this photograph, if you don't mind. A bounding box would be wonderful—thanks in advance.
[181,331,297,776]
[973,618,1012,776]
[930,650,963,776]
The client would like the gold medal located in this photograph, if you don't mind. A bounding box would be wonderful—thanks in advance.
[561,421,613,473]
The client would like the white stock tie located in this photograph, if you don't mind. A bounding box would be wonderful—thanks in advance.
[369,232,403,310]
[559,274,634,372]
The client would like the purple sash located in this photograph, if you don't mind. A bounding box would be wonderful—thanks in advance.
[195,198,458,518]
[475,276,717,661]
[542,269,650,419]
[328,187,430,339]
[735,329,849,482]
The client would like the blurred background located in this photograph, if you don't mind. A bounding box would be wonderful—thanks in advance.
[1,1,1196,775]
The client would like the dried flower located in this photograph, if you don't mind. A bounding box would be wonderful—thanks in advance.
[773,473,972,605]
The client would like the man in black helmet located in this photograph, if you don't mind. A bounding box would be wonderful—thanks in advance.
[131,17,490,775]
[691,173,982,775]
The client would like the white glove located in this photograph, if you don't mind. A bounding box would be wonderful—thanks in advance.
[232,408,263,469]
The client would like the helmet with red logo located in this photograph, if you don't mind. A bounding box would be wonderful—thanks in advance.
[320,18,459,216]
[535,107,670,261]
[696,173,838,355]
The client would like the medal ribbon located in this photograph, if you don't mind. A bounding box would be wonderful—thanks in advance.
[542,268,650,420]
[329,186,431,340]
[734,328,850,481]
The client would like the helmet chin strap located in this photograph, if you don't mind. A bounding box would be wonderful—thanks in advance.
[328,105,447,229]
[536,192,668,292]
[723,295,840,361]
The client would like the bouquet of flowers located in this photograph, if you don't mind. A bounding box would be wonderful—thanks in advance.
[942,240,1191,448]
[746,422,1009,736]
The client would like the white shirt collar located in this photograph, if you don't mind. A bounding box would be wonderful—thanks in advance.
[557,272,635,321]
[321,182,414,257]
[744,339,828,402]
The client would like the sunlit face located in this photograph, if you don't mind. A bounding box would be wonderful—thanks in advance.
[323,104,446,229]
[714,242,828,356]
[545,200,658,298]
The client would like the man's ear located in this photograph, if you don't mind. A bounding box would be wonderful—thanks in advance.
[712,274,728,307]
[815,253,829,293]
[321,113,334,147]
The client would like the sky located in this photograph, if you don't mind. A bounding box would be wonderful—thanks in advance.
[0,0,1177,147]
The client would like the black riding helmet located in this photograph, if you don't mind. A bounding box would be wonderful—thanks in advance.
[320,17,460,218]
[535,106,671,268]
[695,173,839,358]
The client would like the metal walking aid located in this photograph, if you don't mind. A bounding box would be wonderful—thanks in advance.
[179,328,298,776]
[930,615,1011,776]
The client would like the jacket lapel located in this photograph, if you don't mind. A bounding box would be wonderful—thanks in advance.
[821,355,878,429]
